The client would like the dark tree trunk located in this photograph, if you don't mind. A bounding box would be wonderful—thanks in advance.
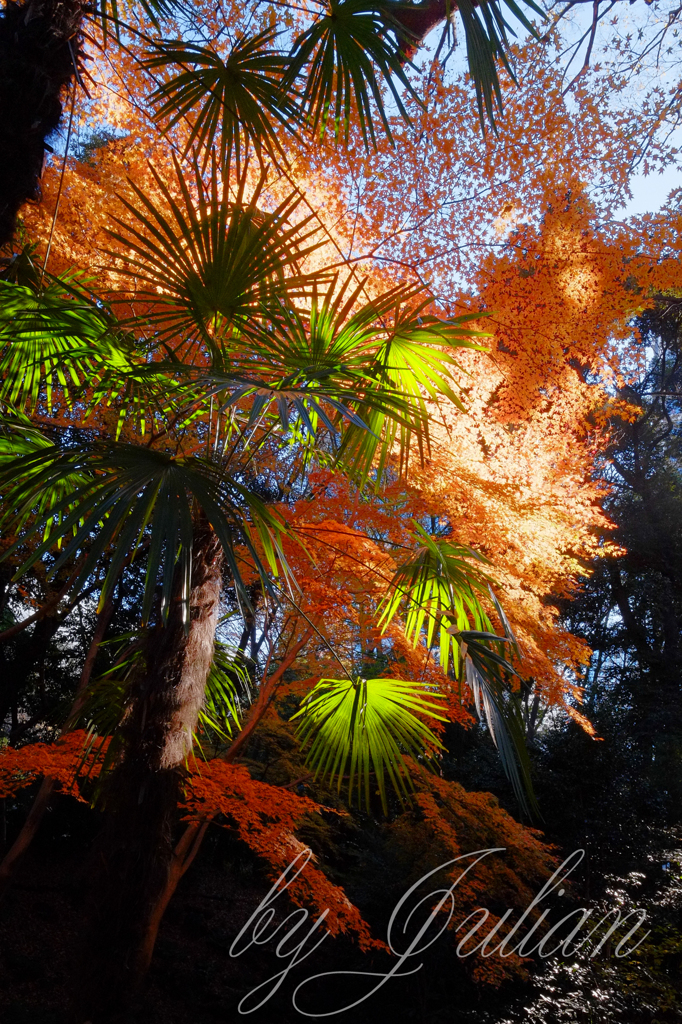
[76,516,224,1023]
[0,0,85,248]
[384,0,453,60]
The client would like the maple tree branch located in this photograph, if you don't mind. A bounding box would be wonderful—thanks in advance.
[170,817,211,879]
[561,0,617,95]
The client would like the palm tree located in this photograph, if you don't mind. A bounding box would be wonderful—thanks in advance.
[0,6,540,1018]
[0,179,512,1016]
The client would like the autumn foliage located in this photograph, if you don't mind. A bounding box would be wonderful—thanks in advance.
[1,0,682,1016]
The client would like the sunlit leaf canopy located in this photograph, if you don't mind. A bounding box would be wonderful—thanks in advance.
[0,0,579,821]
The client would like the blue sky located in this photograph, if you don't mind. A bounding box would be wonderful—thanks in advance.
[622,164,682,217]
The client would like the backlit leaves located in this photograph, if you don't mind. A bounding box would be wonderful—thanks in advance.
[292,674,447,812]
[380,524,536,814]
[0,273,130,412]
[107,159,323,361]
[284,0,418,148]
[0,442,290,629]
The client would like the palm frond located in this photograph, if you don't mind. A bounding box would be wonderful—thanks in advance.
[0,441,291,628]
[460,634,536,815]
[200,633,252,743]
[75,627,251,751]
[0,405,97,539]
[379,524,537,814]
[284,0,420,148]
[0,272,132,413]
[106,157,324,361]
[379,523,495,677]
[380,0,544,129]
[454,0,544,128]
[145,28,304,169]
[261,281,487,467]
[93,0,174,44]
[0,401,52,459]
[291,674,447,812]
[335,297,489,481]
[149,279,485,462]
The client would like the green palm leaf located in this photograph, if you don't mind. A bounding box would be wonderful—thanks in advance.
[145,28,304,169]
[335,295,489,481]
[379,524,537,814]
[200,632,252,743]
[0,405,96,541]
[455,0,544,126]
[458,631,536,815]
[93,0,174,44]
[176,281,423,441]
[0,441,291,628]
[291,675,447,812]
[0,272,132,412]
[379,523,496,676]
[0,402,53,461]
[73,627,251,767]
[380,0,544,128]
[284,0,420,148]
[150,278,485,466]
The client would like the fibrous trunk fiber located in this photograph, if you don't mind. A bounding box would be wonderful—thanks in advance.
[76,517,223,1023]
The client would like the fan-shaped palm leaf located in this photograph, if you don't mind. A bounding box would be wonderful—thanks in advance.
[379,523,537,813]
[379,523,496,676]
[454,0,544,126]
[200,632,252,743]
[284,0,419,148]
[94,0,174,44]
[334,295,489,480]
[459,634,536,814]
[0,441,291,628]
[0,406,97,541]
[0,272,132,412]
[379,0,544,129]
[107,158,324,362]
[291,675,447,811]
[145,28,304,169]
[167,278,486,470]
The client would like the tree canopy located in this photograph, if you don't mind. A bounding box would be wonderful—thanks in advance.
[0,0,681,1021]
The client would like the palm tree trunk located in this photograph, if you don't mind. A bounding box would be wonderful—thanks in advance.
[76,514,223,1023]
[111,623,315,1014]
[389,0,452,61]
[0,0,85,247]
